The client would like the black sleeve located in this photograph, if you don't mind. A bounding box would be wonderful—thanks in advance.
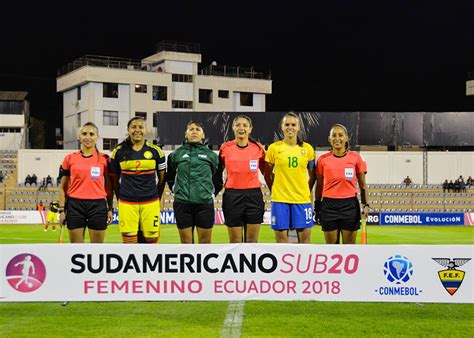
[58,165,70,177]
[213,154,224,196]
[165,153,176,191]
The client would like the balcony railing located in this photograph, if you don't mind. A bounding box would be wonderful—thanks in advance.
[58,55,271,80]
[200,65,271,80]
[57,55,148,76]
[155,40,201,54]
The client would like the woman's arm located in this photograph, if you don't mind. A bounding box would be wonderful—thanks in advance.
[157,170,166,200]
[104,172,114,224]
[263,162,274,191]
[356,172,369,218]
[59,175,69,225]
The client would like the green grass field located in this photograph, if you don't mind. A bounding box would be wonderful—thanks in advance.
[1,224,473,337]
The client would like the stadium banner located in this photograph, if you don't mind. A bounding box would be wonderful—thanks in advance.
[380,213,464,226]
[111,210,273,225]
[0,211,47,225]
[0,244,471,303]
[366,213,380,225]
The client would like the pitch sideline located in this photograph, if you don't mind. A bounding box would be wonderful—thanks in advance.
[220,301,245,338]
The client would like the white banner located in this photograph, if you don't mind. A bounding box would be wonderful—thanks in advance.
[0,244,471,303]
[0,211,47,225]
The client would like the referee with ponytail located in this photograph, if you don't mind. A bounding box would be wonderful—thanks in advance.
[59,122,113,243]
[314,124,369,244]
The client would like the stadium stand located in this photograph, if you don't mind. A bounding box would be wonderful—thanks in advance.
[1,148,472,213]
[368,184,474,213]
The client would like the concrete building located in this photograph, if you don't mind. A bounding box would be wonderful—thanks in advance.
[57,41,272,150]
[0,91,30,150]
[467,71,474,96]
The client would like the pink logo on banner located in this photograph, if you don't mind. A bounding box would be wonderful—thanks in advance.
[5,253,46,292]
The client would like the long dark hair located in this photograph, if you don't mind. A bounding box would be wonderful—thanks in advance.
[232,114,260,146]
[281,112,304,146]
[329,123,350,151]
[117,117,146,160]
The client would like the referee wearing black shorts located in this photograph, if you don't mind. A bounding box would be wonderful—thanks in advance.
[315,124,369,244]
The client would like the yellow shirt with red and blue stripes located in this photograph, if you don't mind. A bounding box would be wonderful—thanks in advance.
[265,141,315,204]
[110,141,166,203]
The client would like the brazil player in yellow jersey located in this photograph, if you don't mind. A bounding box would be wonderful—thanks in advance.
[264,113,316,243]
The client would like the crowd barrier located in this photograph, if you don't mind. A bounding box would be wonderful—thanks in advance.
[0,244,471,303]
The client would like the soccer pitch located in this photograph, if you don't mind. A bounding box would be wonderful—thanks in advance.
[0,224,473,337]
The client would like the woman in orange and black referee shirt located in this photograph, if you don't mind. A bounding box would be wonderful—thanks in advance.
[218,115,268,243]
[59,122,113,243]
[314,124,369,244]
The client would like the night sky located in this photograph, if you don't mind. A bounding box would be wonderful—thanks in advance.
[1,1,474,147]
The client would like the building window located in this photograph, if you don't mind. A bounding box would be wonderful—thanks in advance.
[103,83,118,98]
[240,93,253,106]
[0,101,22,115]
[199,89,213,104]
[103,110,118,126]
[103,138,118,151]
[172,74,193,83]
[77,86,81,101]
[172,100,193,109]
[218,90,229,99]
[152,86,167,101]
[0,127,21,133]
[135,84,147,93]
[135,112,147,120]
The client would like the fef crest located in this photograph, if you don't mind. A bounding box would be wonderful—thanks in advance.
[433,258,471,296]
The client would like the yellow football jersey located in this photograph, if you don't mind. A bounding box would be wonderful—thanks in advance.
[265,141,315,203]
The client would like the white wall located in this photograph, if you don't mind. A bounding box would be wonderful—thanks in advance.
[172,82,194,101]
[165,61,195,75]
[360,152,424,184]
[63,89,80,148]
[17,150,474,186]
[18,149,71,183]
[0,114,24,127]
[0,132,23,150]
[428,152,474,183]
[233,92,252,111]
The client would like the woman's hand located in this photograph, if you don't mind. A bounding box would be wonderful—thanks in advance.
[107,210,113,224]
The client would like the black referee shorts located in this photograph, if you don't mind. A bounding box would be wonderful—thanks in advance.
[320,197,361,232]
[222,188,265,227]
[66,197,108,231]
[173,201,214,229]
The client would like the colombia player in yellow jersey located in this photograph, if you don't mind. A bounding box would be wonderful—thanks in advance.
[110,117,166,244]
[264,113,316,243]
